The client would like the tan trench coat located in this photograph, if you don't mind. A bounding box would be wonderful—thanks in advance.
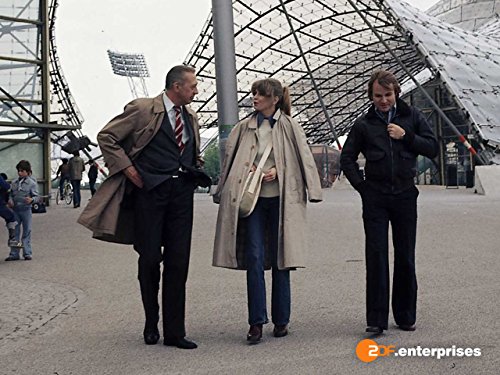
[212,110,323,270]
[77,94,201,244]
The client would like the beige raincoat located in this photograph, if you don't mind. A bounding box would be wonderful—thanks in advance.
[212,110,322,270]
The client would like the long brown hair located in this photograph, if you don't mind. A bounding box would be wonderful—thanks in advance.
[251,78,291,115]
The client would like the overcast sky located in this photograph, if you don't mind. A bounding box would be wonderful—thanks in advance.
[56,0,439,143]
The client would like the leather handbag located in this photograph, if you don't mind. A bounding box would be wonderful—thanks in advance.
[239,142,273,218]
[31,202,46,214]
[31,195,50,214]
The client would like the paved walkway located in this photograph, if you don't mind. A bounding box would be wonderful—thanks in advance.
[0,182,498,374]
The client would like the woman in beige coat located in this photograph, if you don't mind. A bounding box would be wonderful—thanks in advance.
[213,78,322,344]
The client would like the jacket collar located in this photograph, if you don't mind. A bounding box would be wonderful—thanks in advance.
[154,92,196,120]
[257,112,277,127]
[249,108,282,129]
[366,98,411,120]
[153,93,165,113]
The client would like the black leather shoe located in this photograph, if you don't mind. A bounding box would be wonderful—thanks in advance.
[143,329,160,345]
[247,324,263,344]
[163,337,197,349]
[398,324,416,331]
[273,324,288,338]
[366,326,384,334]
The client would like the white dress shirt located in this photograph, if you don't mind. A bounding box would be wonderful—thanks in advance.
[162,92,189,144]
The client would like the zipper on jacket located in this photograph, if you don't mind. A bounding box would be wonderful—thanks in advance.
[389,137,394,192]
[388,112,400,193]
[378,115,395,192]
[376,108,398,192]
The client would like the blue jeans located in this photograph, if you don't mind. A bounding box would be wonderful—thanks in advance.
[71,180,81,206]
[9,208,32,258]
[245,197,290,326]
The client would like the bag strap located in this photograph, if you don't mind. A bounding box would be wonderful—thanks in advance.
[247,141,273,194]
[255,141,273,171]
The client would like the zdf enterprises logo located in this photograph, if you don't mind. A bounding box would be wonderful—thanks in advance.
[355,339,481,363]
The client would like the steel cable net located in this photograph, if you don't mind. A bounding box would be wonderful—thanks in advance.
[185,0,500,159]
[389,0,500,150]
[185,0,426,146]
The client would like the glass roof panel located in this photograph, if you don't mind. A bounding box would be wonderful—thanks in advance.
[387,0,500,146]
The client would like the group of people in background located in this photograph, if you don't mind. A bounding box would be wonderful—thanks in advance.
[77,65,437,349]
[55,152,100,208]
[1,151,101,261]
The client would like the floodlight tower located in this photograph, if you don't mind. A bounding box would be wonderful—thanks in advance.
[107,50,150,98]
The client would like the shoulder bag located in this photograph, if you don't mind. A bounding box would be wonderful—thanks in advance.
[239,141,273,218]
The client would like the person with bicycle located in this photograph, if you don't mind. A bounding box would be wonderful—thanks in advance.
[56,179,73,205]
[56,158,70,199]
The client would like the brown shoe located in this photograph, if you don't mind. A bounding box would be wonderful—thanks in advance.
[273,324,288,338]
[246,324,262,344]
[398,324,416,331]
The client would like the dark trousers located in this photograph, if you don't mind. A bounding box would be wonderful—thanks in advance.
[89,178,97,196]
[361,186,419,329]
[1,205,15,223]
[71,179,81,206]
[134,176,194,339]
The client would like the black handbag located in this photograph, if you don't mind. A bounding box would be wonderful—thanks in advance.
[32,202,47,214]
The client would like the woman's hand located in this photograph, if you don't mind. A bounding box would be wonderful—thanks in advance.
[263,167,277,182]
[24,197,33,204]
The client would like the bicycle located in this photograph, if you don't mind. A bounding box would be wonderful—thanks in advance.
[56,179,73,205]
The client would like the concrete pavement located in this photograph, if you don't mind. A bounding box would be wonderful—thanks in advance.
[0,182,498,374]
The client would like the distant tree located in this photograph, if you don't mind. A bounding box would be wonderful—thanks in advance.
[203,139,220,184]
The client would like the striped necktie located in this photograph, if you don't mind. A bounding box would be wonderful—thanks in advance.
[174,106,185,153]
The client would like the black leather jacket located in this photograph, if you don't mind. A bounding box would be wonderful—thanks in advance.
[340,99,438,194]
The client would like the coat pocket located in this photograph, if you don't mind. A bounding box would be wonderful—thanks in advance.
[364,150,386,180]
[398,150,417,178]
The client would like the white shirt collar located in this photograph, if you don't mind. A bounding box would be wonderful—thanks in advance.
[162,92,179,113]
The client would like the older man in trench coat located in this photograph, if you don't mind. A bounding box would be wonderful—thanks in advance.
[78,65,207,350]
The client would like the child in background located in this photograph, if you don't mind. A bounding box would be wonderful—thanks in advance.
[5,160,40,261]
[0,173,23,249]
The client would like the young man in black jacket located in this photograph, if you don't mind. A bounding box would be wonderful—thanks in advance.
[340,70,438,334]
